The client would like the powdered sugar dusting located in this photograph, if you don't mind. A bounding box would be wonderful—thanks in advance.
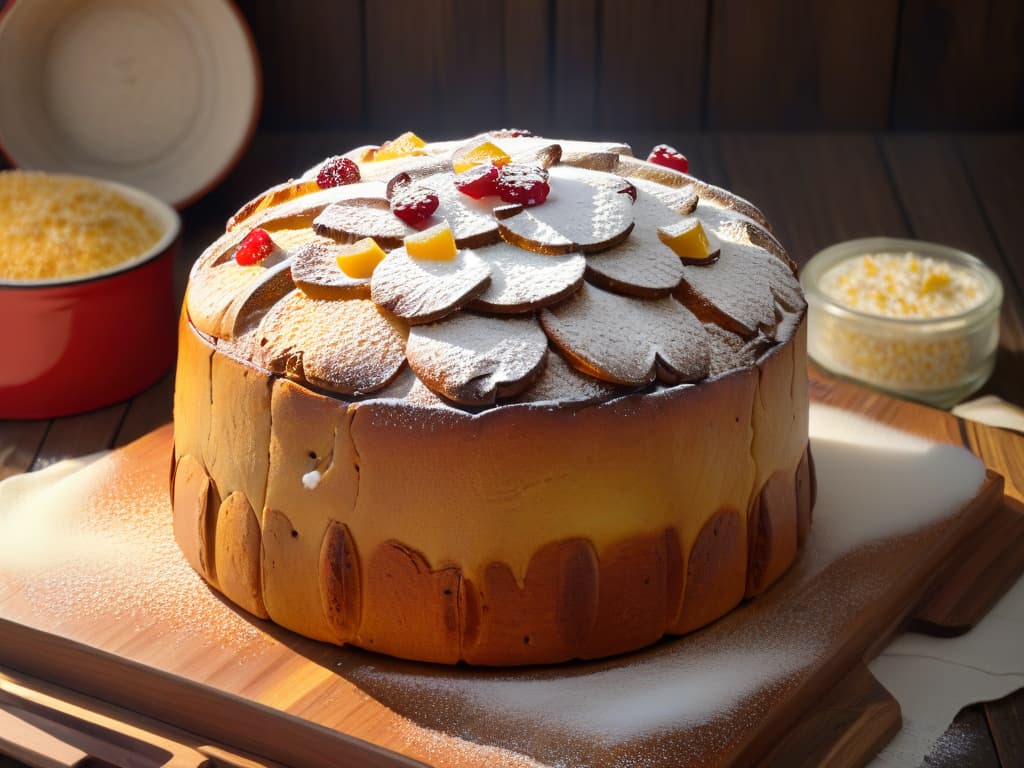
[406,312,548,404]
[541,283,710,386]
[472,242,586,312]
[0,445,268,655]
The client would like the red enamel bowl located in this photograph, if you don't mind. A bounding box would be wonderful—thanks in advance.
[0,179,181,419]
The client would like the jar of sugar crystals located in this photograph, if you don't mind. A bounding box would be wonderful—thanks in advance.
[801,237,1002,408]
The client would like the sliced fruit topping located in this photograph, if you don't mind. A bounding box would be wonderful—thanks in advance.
[497,164,550,206]
[292,239,376,298]
[514,351,620,405]
[657,218,720,265]
[404,221,457,261]
[187,255,294,340]
[257,291,407,395]
[335,237,387,278]
[647,144,689,173]
[235,228,276,266]
[453,141,512,173]
[313,198,414,249]
[391,185,440,225]
[469,242,586,313]
[371,245,491,324]
[675,241,801,338]
[228,179,320,230]
[541,283,710,386]
[454,163,501,199]
[373,131,427,161]
[406,312,548,405]
[497,166,633,255]
[316,156,361,188]
[560,151,620,172]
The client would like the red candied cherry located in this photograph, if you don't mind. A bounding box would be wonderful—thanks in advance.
[316,156,361,188]
[454,163,501,199]
[235,228,275,265]
[391,186,439,225]
[497,164,550,206]
[619,181,637,202]
[647,144,689,173]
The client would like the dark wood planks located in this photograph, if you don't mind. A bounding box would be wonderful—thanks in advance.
[987,690,1024,767]
[597,0,706,131]
[712,134,907,266]
[0,422,47,481]
[883,134,1024,406]
[27,405,126,472]
[893,0,1024,129]
[551,0,598,133]
[243,0,364,131]
[503,0,552,133]
[706,0,899,130]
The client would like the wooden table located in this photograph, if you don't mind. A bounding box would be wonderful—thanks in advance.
[1,132,1022,767]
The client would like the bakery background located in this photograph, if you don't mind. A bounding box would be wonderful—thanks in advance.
[0,1,1023,767]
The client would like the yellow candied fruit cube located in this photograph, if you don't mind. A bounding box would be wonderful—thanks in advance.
[405,221,457,261]
[453,141,512,173]
[336,237,387,278]
[921,271,950,294]
[657,218,711,260]
[862,256,879,277]
[373,131,427,161]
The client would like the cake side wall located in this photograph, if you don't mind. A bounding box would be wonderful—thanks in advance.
[171,314,811,664]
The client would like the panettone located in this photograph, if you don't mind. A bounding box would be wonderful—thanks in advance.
[171,131,814,665]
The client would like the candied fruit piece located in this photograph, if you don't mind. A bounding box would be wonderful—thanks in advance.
[391,186,440,225]
[647,144,689,173]
[454,163,501,199]
[453,141,512,173]
[235,228,275,265]
[497,164,550,206]
[922,270,951,294]
[317,156,361,188]
[405,222,457,261]
[335,238,387,278]
[658,218,711,261]
[374,131,427,161]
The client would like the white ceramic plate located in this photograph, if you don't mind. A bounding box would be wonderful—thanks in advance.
[0,0,260,208]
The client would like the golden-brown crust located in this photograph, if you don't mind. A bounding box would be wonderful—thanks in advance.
[172,454,219,587]
[745,467,800,598]
[319,520,362,643]
[358,541,462,664]
[673,508,746,634]
[215,491,269,619]
[461,539,600,665]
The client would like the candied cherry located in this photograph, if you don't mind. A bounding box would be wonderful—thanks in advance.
[619,181,638,202]
[497,164,550,206]
[647,144,689,173]
[454,163,501,199]
[391,186,439,225]
[235,228,275,265]
[316,156,361,188]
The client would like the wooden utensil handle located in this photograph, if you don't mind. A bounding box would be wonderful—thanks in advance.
[0,705,90,768]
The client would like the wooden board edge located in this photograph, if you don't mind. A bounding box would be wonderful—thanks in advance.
[0,618,424,768]
[756,662,901,768]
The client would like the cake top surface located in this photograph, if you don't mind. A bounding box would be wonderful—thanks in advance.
[185,130,804,410]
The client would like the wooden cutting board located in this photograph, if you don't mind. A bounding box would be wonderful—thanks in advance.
[0,370,1022,768]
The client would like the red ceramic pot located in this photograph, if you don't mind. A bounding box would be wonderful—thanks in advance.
[0,181,181,419]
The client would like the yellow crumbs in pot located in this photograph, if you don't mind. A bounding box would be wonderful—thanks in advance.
[0,171,162,281]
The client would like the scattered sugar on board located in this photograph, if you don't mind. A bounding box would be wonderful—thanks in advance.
[0,450,267,656]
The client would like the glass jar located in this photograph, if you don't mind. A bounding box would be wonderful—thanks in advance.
[801,238,1002,409]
